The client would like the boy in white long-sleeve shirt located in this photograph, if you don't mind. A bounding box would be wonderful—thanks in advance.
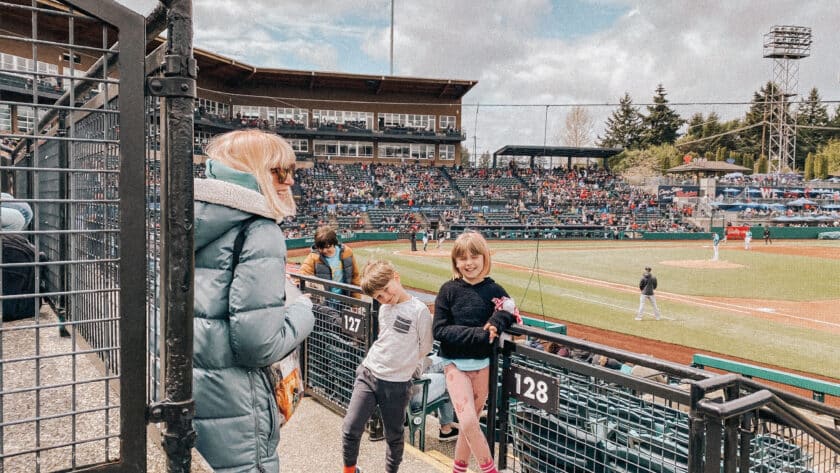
[341,260,433,473]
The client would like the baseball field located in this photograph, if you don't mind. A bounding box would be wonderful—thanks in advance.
[293,238,839,381]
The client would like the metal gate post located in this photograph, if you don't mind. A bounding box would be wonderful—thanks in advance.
[145,0,197,471]
[688,382,707,473]
[485,338,501,461]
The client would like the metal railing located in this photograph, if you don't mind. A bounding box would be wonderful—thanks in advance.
[489,325,840,473]
[0,1,146,471]
[292,272,383,435]
[691,374,840,473]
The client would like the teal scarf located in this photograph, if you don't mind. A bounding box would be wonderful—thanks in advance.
[205,159,261,193]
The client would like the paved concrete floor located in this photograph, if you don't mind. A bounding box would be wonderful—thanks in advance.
[277,397,468,473]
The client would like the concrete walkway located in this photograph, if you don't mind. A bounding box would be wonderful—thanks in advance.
[278,397,469,473]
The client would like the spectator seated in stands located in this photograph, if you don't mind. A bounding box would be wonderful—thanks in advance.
[280,162,702,240]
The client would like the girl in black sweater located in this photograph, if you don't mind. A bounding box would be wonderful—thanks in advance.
[433,231,518,473]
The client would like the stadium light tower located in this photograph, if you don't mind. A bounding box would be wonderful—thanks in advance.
[763,25,811,174]
[390,0,395,75]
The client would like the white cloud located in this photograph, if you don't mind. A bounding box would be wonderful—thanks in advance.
[115,0,839,154]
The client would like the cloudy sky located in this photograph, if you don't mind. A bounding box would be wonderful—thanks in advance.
[118,0,839,156]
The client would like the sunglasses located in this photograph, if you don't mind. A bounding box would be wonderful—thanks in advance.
[271,163,296,182]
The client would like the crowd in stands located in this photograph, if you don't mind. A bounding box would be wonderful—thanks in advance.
[148,155,840,238]
[193,108,463,137]
[296,162,460,209]
[282,162,703,239]
[512,165,700,234]
[185,158,840,239]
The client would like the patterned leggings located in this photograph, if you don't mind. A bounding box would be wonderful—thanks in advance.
[444,364,492,465]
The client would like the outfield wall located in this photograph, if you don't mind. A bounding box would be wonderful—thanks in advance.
[711,226,830,239]
[286,227,828,248]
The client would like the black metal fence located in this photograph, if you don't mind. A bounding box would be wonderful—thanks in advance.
[0,0,146,471]
[690,374,840,473]
[293,273,381,432]
[491,325,840,473]
[285,276,840,473]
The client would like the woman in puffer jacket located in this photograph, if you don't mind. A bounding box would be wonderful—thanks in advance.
[193,129,314,472]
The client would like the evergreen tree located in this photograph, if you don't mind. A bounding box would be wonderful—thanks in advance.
[795,88,830,167]
[669,153,683,169]
[812,153,826,179]
[742,82,786,158]
[598,92,644,149]
[718,118,745,155]
[674,113,705,157]
[803,152,815,180]
[815,139,840,177]
[642,84,684,146]
[742,154,754,173]
[756,154,768,174]
[820,155,830,179]
[686,113,705,138]
[609,144,677,177]
[828,105,840,142]
[700,112,723,155]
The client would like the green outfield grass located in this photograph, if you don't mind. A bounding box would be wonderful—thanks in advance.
[291,240,840,379]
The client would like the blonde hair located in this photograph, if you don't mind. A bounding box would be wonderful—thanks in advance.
[450,231,491,279]
[360,259,397,296]
[204,129,296,220]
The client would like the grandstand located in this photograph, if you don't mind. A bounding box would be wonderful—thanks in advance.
[281,162,702,240]
[179,40,475,167]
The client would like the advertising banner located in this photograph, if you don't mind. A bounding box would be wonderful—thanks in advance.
[725,225,750,240]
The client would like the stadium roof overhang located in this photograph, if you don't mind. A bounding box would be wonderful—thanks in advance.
[494,145,623,159]
[153,40,477,100]
[492,145,622,169]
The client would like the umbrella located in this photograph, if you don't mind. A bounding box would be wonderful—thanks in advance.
[787,197,817,206]
[722,188,740,194]
[820,204,840,210]
[746,188,762,195]
[786,189,804,194]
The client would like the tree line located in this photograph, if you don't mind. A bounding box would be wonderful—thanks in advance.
[597,83,840,179]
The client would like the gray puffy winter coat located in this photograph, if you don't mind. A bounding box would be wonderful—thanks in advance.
[193,177,314,473]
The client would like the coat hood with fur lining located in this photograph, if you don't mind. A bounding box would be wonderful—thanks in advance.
[193,178,280,253]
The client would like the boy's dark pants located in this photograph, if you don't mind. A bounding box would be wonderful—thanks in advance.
[342,365,411,473]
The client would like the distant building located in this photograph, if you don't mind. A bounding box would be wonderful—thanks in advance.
[174,42,476,166]
[0,22,476,167]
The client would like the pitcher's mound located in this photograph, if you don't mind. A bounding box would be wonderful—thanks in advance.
[660,259,745,269]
